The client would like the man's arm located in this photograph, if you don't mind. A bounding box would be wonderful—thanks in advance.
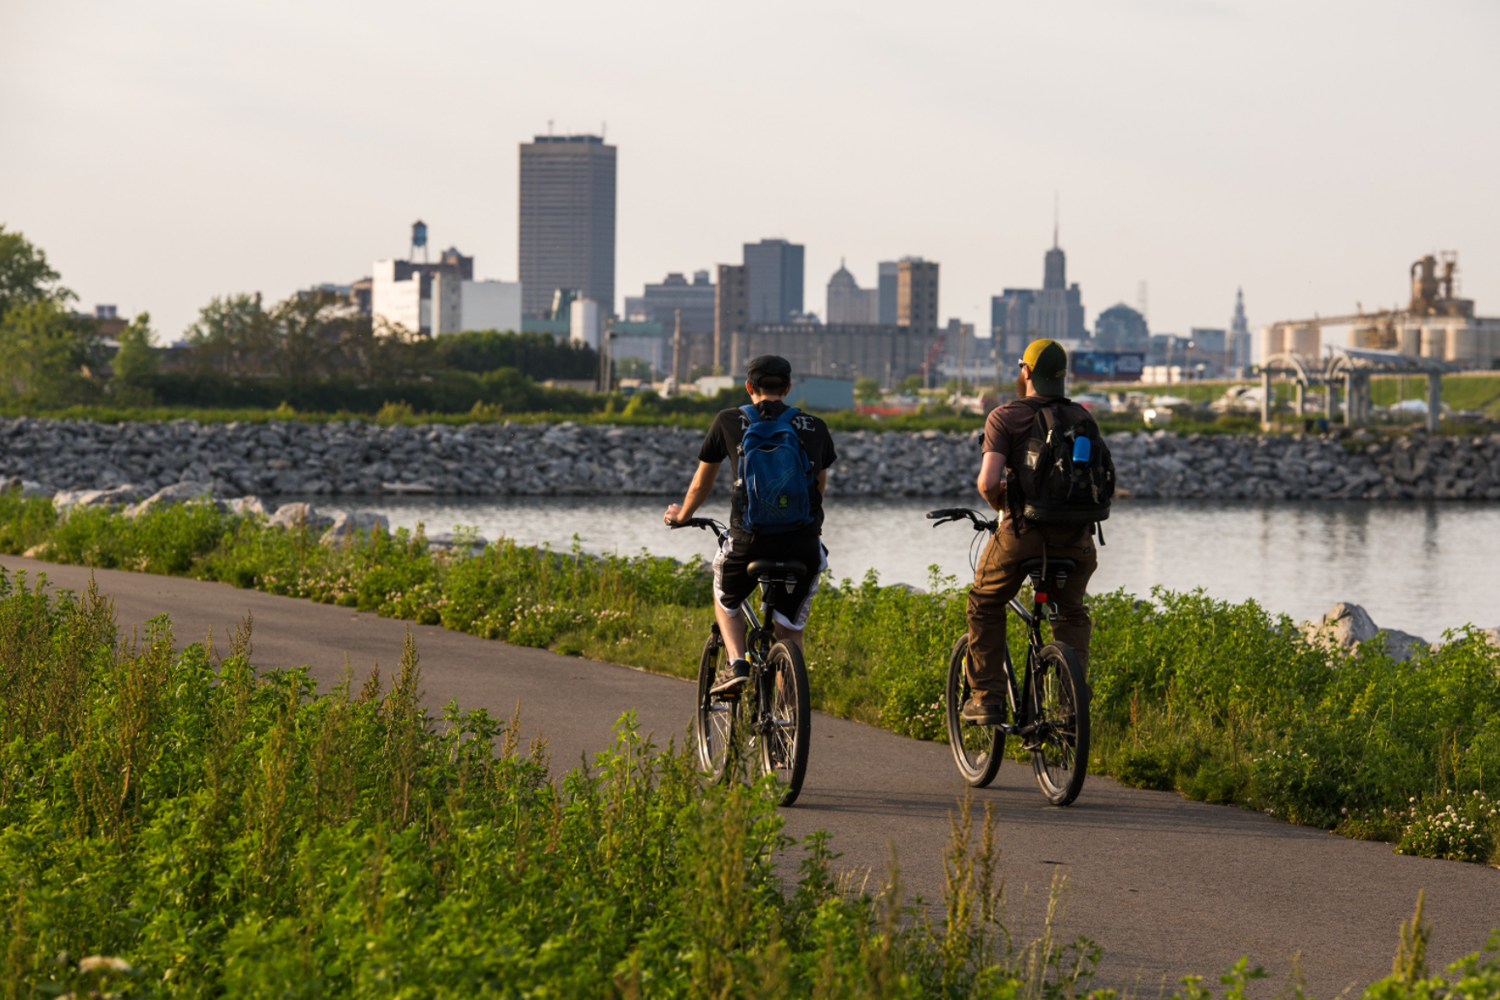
[976,451,1006,512]
[663,461,720,524]
[816,468,828,495]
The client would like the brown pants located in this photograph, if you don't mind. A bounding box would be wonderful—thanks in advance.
[965,525,1097,703]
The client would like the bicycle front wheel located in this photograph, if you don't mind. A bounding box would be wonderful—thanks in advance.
[1030,641,1089,806]
[758,641,811,806]
[694,629,738,782]
[945,634,1004,787]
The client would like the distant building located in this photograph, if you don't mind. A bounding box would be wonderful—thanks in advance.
[878,261,900,326]
[744,238,804,323]
[826,261,879,325]
[1033,232,1086,340]
[1093,303,1149,352]
[519,134,617,318]
[714,264,748,374]
[432,272,522,335]
[570,298,602,350]
[350,278,372,315]
[897,258,939,334]
[992,289,1037,359]
[1228,288,1252,374]
[372,243,516,336]
[730,322,942,387]
[629,270,715,334]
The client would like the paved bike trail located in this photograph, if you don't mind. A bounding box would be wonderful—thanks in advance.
[5,554,1497,996]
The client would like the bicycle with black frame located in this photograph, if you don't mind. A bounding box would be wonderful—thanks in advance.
[669,516,811,806]
[925,507,1090,806]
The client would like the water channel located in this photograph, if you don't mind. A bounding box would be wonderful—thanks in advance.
[309,495,1500,638]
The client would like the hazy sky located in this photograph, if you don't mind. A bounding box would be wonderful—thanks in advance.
[3,0,1496,346]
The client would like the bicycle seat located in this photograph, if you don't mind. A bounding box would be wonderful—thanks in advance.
[747,559,806,582]
[1016,557,1077,577]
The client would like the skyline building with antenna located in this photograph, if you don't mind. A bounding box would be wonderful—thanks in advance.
[1032,209,1086,341]
[1228,287,1252,374]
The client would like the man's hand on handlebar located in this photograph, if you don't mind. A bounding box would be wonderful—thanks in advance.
[663,503,686,527]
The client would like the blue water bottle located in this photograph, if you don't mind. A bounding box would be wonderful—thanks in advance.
[1072,436,1091,465]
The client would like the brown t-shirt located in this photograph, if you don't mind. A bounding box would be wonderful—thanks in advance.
[982,395,1090,536]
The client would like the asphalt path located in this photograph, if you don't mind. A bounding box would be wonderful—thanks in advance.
[4,553,1498,996]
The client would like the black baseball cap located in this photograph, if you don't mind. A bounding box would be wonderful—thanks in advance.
[747,355,792,391]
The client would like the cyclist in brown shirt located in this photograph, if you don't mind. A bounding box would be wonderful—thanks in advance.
[962,339,1099,726]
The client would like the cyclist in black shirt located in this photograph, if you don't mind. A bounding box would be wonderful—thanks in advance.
[664,355,838,694]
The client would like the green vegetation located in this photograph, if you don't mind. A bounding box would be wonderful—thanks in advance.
[0,569,1113,997]
[5,566,1500,998]
[5,490,1499,875]
[1370,373,1500,419]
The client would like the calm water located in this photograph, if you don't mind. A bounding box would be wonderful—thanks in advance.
[308,495,1500,637]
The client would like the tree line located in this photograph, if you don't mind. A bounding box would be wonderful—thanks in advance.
[0,227,601,414]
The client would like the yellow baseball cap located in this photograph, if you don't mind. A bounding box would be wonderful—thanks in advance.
[1020,339,1068,395]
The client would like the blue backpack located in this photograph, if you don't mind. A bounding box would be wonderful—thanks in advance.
[736,404,815,535]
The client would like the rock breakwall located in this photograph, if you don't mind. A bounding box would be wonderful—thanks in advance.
[1,417,1497,501]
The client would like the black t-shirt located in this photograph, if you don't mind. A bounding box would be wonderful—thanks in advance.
[698,399,838,541]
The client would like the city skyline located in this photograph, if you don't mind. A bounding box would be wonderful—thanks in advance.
[2,1,1496,346]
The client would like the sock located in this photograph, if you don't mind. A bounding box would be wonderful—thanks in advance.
[728,657,749,673]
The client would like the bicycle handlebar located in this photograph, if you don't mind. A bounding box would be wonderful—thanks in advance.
[667,516,727,535]
[925,507,997,532]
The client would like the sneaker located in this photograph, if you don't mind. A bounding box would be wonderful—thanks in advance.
[711,659,750,696]
[960,696,1005,727]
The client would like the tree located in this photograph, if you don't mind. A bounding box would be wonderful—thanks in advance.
[0,226,72,318]
[111,312,159,405]
[854,376,881,400]
[0,300,92,406]
[614,356,654,380]
[898,374,924,395]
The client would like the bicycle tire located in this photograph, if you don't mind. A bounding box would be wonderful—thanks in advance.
[1029,641,1089,806]
[944,634,1004,787]
[758,640,811,806]
[694,629,737,782]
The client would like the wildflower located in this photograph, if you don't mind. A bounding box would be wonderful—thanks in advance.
[78,956,131,973]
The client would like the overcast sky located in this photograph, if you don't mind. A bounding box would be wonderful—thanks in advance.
[3,0,1496,346]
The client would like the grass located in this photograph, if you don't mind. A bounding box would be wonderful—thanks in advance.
[3,566,1498,998]
[4,489,1499,873]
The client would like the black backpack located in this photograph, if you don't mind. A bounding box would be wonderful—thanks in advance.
[1012,397,1114,525]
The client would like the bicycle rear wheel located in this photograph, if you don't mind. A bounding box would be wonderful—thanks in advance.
[1029,641,1089,806]
[944,634,1005,787]
[694,629,738,782]
[758,641,811,806]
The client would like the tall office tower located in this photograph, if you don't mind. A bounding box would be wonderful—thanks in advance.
[1228,287,1252,373]
[877,261,900,325]
[826,261,879,325]
[715,264,748,373]
[897,257,939,333]
[1033,227,1086,340]
[518,134,617,318]
[744,238,804,323]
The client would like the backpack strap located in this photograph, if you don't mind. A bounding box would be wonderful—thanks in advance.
[739,404,760,424]
[776,406,800,423]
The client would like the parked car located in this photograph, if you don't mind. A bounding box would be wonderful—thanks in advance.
[1072,392,1113,414]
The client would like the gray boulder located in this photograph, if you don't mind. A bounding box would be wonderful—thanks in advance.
[1305,602,1428,662]
[123,481,214,518]
[230,496,272,517]
[0,476,53,500]
[52,483,147,516]
[425,531,489,552]
[267,502,333,531]
[320,510,391,546]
